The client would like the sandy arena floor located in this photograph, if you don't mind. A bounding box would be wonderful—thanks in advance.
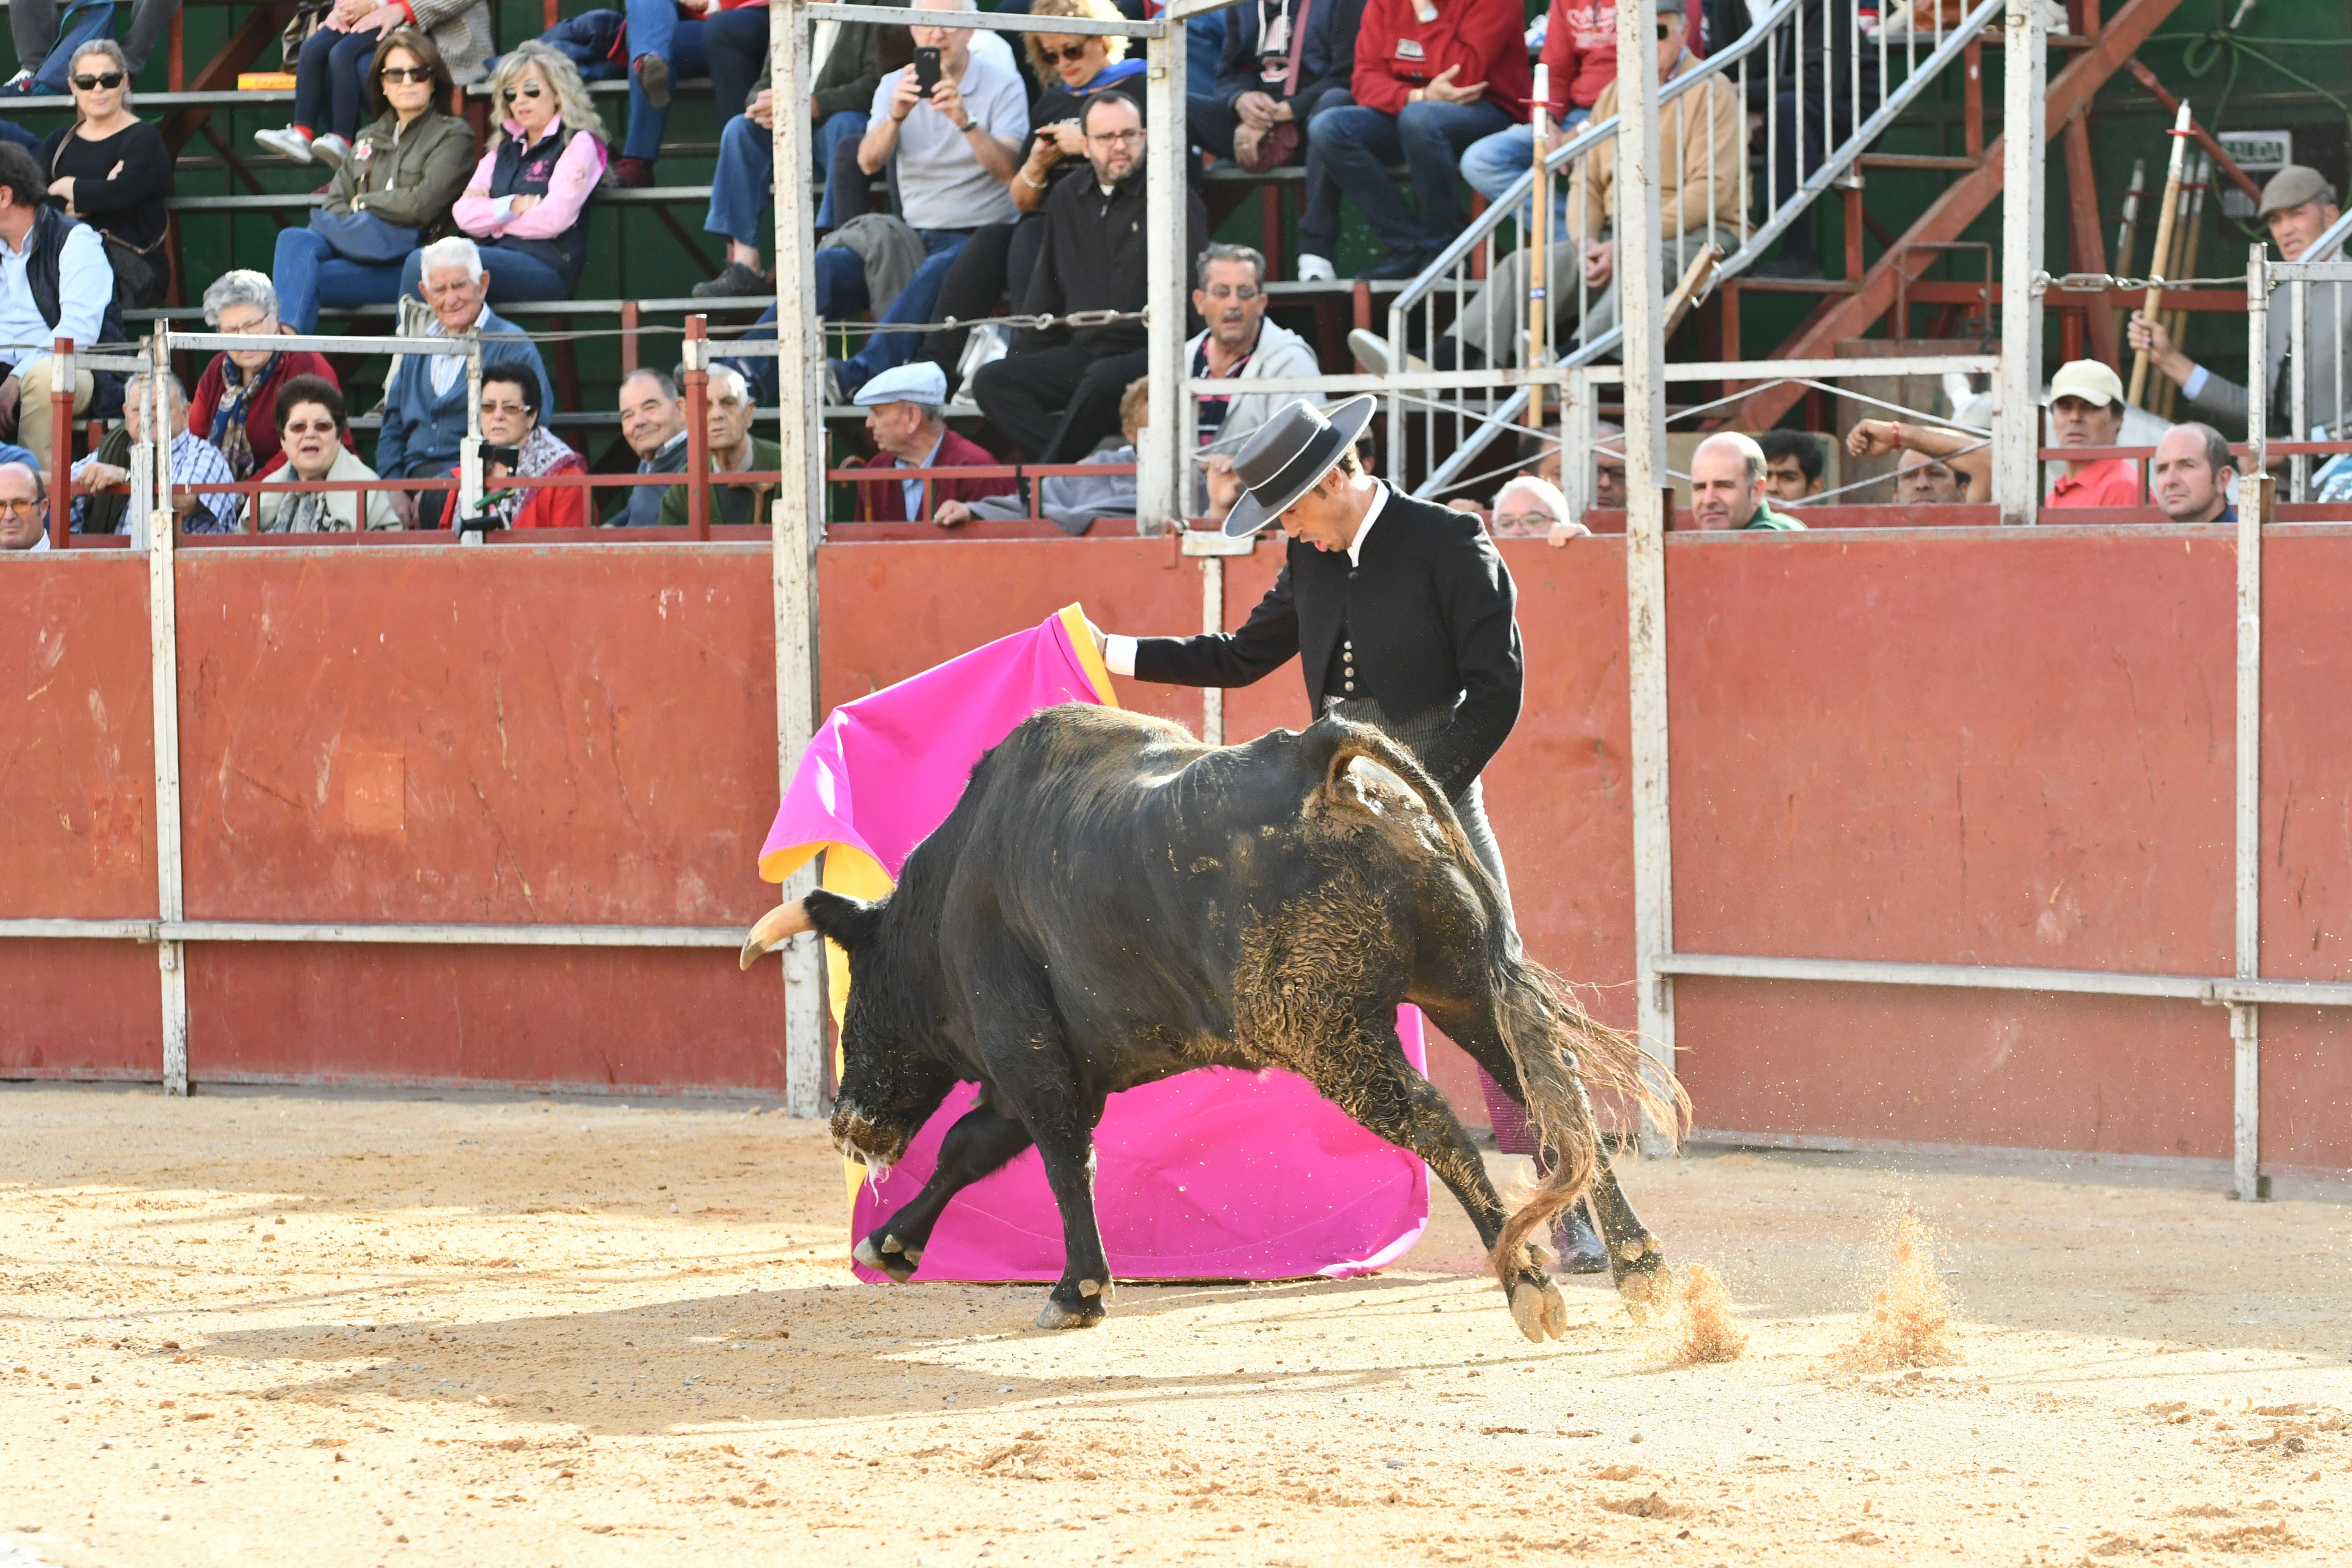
[2,1082,2348,1566]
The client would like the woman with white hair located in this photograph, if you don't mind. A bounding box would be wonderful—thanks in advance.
[403,41,609,305]
[36,38,171,307]
[187,270,344,484]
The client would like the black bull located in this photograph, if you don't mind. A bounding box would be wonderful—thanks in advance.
[743,705,1685,1340]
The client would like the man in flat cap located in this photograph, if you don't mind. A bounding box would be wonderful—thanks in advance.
[1089,394,1611,1273]
[2130,164,2349,436]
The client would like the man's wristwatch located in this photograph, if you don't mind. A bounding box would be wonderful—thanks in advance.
[954,116,975,132]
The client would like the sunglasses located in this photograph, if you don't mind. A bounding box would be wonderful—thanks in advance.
[0,498,41,515]
[499,82,545,102]
[1656,19,1676,35]
[1042,43,1092,64]
[378,64,434,83]
[71,71,125,90]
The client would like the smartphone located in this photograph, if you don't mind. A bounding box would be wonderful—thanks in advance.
[913,46,942,96]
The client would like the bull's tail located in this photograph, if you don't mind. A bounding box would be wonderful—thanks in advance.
[1302,718,1688,1286]
[1486,958,1686,1288]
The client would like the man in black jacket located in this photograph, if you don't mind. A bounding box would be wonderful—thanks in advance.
[1094,393,1611,1271]
[971,91,1208,465]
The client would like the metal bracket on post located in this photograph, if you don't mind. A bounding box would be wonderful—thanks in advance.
[1140,14,1187,533]
[1617,0,1674,1158]
[146,327,188,1096]
[771,0,828,1118]
[1993,0,2046,525]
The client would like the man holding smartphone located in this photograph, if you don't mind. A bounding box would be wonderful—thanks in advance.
[821,0,1029,402]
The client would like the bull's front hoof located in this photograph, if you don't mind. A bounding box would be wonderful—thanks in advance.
[1034,1277,1113,1331]
[852,1232,922,1283]
[1507,1276,1569,1343]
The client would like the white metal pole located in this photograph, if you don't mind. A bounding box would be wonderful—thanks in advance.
[1141,13,1185,532]
[772,0,828,1117]
[1993,0,2045,525]
[146,328,187,1096]
[2233,244,2268,1201]
[1617,0,1673,1156]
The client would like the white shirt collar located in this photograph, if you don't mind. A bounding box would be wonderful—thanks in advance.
[1345,481,1389,569]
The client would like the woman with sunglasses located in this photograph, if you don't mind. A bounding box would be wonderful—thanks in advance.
[254,0,491,170]
[36,39,170,308]
[919,0,1140,388]
[268,29,476,333]
[405,41,607,305]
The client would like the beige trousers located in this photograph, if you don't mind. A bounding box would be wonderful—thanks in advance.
[16,361,95,471]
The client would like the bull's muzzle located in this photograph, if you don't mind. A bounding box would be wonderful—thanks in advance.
[738,898,815,970]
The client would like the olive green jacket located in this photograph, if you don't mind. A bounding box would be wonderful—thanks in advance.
[324,108,478,234]
[754,4,903,121]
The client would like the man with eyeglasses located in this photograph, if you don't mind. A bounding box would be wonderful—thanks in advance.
[0,459,49,550]
[970,92,1206,471]
[1184,242,1317,511]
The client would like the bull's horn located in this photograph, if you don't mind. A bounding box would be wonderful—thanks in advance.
[739,898,815,970]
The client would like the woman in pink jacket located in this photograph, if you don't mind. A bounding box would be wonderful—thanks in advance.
[397,40,609,305]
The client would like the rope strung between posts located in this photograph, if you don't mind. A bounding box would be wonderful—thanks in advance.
[2035,271,2262,293]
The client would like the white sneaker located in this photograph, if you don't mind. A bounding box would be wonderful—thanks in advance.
[255,125,313,164]
[1348,327,1429,376]
[3,67,34,94]
[310,133,351,170]
[1297,253,1336,283]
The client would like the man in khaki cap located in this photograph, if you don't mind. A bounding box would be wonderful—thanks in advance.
[2129,164,2348,435]
[2043,358,2141,508]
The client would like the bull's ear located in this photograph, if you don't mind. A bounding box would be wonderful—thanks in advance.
[803,887,888,951]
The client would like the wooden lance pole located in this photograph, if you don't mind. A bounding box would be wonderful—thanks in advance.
[2127,101,2192,408]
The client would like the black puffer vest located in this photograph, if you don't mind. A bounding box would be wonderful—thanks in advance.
[486,123,590,289]
[20,204,126,416]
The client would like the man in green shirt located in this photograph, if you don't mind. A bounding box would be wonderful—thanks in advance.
[1689,432,1807,530]
[658,364,782,528]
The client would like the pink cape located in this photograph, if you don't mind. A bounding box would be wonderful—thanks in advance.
[759,605,1430,1283]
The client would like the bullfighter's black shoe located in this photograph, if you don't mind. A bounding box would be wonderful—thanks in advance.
[1553,1198,1610,1274]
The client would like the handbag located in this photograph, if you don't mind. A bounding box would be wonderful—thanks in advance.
[281,1,331,70]
[1233,0,1312,174]
[308,207,422,264]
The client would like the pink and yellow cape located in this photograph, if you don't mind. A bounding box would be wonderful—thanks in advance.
[760,605,1429,1283]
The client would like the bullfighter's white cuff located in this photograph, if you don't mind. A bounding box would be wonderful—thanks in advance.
[1104,635,1138,676]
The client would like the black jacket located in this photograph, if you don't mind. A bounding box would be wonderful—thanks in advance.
[1016,166,1209,356]
[1132,486,1524,798]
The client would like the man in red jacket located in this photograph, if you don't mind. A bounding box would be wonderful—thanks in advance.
[850,361,1017,524]
[1303,0,1530,278]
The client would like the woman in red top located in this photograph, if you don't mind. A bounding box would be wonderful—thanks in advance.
[1302,0,1532,277]
[188,272,347,486]
[446,364,588,530]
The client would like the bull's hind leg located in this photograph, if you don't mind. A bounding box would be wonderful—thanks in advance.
[1584,1159,1671,1318]
[853,1102,1035,1282]
[1298,1011,1571,1344]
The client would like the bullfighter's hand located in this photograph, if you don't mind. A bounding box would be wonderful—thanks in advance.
[1083,616,1108,659]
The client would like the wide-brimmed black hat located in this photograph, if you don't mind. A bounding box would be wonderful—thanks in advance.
[1221,394,1377,537]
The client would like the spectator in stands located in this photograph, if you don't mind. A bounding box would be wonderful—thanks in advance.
[0,459,44,549]
[408,43,610,306]
[659,363,780,526]
[2129,166,2349,437]
[849,360,1014,523]
[1525,418,1624,506]
[1845,416,1984,503]
[0,141,117,466]
[817,0,1029,401]
[37,41,170,309]
[1188,242,1318,455]
[612,368,689,528]
[258,0,493,169]
[1402,7,1739,370]
[937,373,1144,534]
[448,364,586,530]
[5,0,178,93]
[188,272,342,488]
[1688,432,1804,530]
[972,93,1206,465]
[1304,0,1529,279]
[2042,359,2137,509]
[691,3,904,294]
[270,29,475,333]
[2151,422,2238,524]
[611,0,771,187]
[911,0,1144,371]
[1459,0,1613,212]
[1758,430,1824,503]
[257,375,398,532]
[74,369,241,534]
[1191,0,1353,189]
[1488,473,1576,539]
[377,236,554,528]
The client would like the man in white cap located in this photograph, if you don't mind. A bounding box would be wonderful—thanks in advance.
[1089,395,1612,1275]
[2043,359,2138,509]
[849,360,1014,524]
[2129,164,2349,436]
